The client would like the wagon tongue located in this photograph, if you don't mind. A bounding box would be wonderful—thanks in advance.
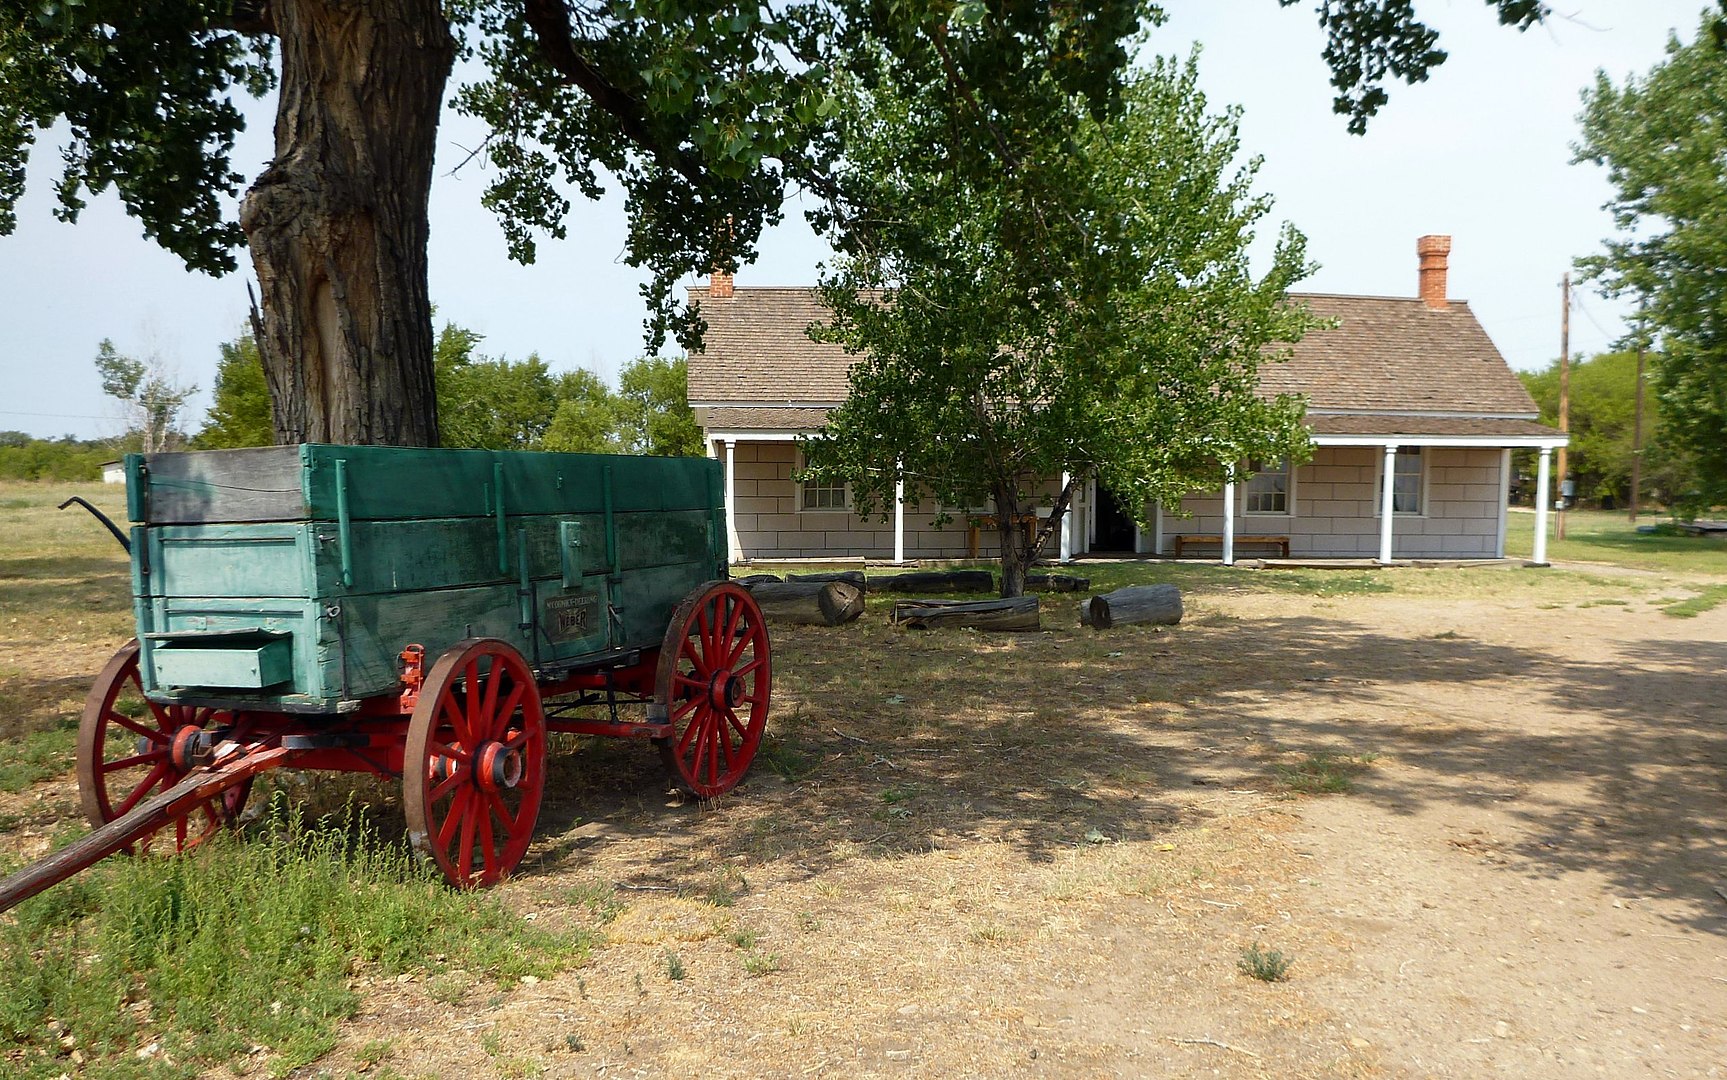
[0,741,298,914]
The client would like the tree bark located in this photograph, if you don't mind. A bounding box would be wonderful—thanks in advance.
[785,570,868,590]
[890,596,1040,631]
[1087,584,1183,629]
[240,0,454,447]
[877,569,995,594]
[744,581,864,626]
[1025,573,1090,592]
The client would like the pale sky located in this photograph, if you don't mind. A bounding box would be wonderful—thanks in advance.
[0,1,1706,442]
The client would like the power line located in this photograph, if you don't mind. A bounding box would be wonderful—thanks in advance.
[1570,293,1623,347]
[0,408,116,421]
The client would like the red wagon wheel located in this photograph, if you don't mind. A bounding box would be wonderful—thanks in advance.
[655,581,772,798]
[403,638,546,889]
[76,641,253,854]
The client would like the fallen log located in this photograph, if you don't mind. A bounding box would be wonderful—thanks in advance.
[732,573,783,586]
[785,570,868,591]
[1026,573,1090,593]
[1087,584,1182,629]
[890,596,1039,631]
[876,569,995,594]
[745,581,864,626]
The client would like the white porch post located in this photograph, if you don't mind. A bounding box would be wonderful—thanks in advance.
[1059,470,1074,563]
[1378,444,1398,564]
[1222,471,1236,566]
[1495,448,1512,559]
[893,461,906,565]
[1533,446,1553,566]
[1153,500,1164,556]
[723,439,740,564]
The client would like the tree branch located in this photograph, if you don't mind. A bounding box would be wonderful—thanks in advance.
[519,0,707,186]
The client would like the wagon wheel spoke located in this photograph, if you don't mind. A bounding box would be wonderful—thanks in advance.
[100,749,167,774]
[476,804,497,870]
[428,740,471,766]
[428,767,467,804]
[492,683,526,739]
[482,786,520,836]
[104,711,165,741]
[439,697,474,750]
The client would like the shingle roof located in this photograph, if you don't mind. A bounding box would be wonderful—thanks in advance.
[1266,294,1540,416]
[698,406,834,430]
[685,286,853,403]
[685,286,1546,428]
[1305,414,1559,438]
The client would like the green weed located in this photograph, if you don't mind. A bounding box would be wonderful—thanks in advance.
[663,951,686,981]
[741,951,781,977]
[1663,584,1727,618]
[701,866,748,907]
[1274,752,1378,795]
[0,719,78,793]
[1238,942,1293,982]
[727,927,760,950]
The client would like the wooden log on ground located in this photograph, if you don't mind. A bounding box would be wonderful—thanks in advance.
[786,570,868,591]
[890,596,1039,631]
[1026,573,1090,593]
[1087,584,1182,629]
[733,573,783,586]
[876,569,995,594]
[746,581,864,626]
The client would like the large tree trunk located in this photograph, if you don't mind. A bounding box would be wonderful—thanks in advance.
[240,0,454,447]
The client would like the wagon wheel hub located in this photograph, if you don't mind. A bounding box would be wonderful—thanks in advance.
[707,671,744,711]
[475,739,525,793]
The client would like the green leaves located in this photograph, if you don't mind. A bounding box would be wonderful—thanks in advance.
[1575,11,1727,505]
[0,2,274,273]
[1280,0,1546,135]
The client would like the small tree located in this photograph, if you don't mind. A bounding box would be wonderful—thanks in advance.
[542,370,628,455]
[616,357,703,457]
[804,54,1318,596]
[1575,8,1727,506]
[196,333,273,448]
[94,339,198,453]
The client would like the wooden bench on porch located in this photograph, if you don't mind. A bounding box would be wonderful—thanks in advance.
[966,514,1039,558]
[1172,534,1290,558]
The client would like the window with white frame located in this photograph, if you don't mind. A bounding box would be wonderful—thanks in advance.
[1378,447,1424,515]
[1243,458,1291,515]
[796,451,850,511]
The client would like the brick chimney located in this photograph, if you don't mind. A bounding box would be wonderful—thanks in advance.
[709,268,734,299]
[1417,234,1451,310]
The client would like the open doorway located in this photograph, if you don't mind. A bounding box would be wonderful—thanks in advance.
[1091,485,1138,553]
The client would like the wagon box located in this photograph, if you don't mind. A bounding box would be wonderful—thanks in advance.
[0,445,772,910]
[127,444,729,710]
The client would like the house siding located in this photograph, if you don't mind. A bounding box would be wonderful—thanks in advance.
[1164,447,1505,558]
[731,442,989,560]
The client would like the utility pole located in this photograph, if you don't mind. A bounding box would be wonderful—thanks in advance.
[1630,309,1646,522]
[1556,273,1571,541]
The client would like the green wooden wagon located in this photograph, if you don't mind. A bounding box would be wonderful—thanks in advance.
[1,445,771,907]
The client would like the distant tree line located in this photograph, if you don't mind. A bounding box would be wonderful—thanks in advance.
[197,321,704,456]
[1517,350,1701,515]
[0,432,114,482]
[1,323,703,483]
